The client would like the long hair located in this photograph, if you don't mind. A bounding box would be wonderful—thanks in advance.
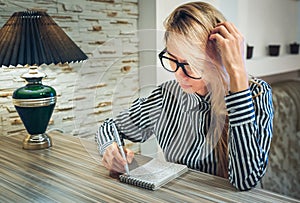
[164,2,229,178]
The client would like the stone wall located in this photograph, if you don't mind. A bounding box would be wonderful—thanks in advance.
[0,0,139,141]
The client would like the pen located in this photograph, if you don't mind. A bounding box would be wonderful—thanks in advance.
[112,122,130,175]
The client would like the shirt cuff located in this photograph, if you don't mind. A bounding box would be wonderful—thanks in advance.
[225,89,255,126]
[95,129,114,156]
[99,140,114,156]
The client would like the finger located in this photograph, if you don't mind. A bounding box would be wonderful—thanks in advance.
[102,152,115,170]
[102,143,126,170]
[102,148,113,168]
[225,22,243,37]
[210,24,231,39]
[111,160,126,173]
[102,157,108,168]
[212,22,243,43]
[124,148,135,163]
[102,154,126,173]
[209,32,225,45]
[215,22,239,36]
[111,142,127,164]
[222,22,245,43]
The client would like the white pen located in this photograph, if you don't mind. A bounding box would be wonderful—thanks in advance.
[112,122,130,176]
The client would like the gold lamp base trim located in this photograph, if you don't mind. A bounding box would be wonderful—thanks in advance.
[23,133,52,150]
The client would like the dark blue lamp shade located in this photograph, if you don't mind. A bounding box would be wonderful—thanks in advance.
[0,11,87,67]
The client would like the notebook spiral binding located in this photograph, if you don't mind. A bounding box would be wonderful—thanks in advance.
[119,174,155,190]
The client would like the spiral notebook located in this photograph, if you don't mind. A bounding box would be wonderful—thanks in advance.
[119,158,188,190]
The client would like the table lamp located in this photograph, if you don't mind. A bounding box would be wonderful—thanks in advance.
[0,11,88,149]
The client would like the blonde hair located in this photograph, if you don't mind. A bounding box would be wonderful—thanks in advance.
[164,2,229,178]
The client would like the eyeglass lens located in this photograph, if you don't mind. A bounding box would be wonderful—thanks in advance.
[160,54,202,79]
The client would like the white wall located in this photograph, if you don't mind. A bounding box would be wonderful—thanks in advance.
[298,1,300,42]
[244,0,298,57]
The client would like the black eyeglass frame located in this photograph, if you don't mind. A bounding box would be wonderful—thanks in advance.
[158,48,202,80]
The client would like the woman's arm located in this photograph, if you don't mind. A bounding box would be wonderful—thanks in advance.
[209,22,273,190]
[95,86,163,171]
[96,87,163,153]
[225,79,274,190]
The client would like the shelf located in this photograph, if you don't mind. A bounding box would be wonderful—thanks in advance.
[246,55,300,77]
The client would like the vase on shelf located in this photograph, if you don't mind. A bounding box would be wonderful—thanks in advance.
[290,42,299,54]
[246,45,254,59]
[268,45,280,56]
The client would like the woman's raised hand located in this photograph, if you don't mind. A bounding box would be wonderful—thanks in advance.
[209,22,249,93]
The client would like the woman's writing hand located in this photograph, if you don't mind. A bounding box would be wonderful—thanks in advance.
[102,142,134,174]
[209,22,248,93]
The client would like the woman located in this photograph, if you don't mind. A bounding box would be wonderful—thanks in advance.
[95,1,273,191]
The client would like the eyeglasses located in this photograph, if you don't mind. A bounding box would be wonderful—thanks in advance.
[158,48,202,80]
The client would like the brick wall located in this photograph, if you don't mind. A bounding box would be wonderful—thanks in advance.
[0,0,139,140]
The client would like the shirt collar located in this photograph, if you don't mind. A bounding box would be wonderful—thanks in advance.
[182,91,211,112]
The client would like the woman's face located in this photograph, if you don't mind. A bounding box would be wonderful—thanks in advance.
[166,43,208,96]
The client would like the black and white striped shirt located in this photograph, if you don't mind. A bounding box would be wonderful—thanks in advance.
[95,78,274,191]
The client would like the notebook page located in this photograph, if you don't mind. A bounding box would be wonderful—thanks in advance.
[127,158,188,189]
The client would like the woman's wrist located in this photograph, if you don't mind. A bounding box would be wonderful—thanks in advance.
[228,70,249,93]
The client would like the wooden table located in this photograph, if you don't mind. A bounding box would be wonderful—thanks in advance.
[0,132,299,203]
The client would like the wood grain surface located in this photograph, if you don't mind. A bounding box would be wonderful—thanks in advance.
[0,132,299,203]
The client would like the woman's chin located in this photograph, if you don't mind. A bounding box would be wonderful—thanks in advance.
[180,86,194,94]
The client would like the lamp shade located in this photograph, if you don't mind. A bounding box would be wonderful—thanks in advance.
[0,11,87,67]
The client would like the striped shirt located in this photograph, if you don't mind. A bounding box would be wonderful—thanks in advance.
[95,78,274,191]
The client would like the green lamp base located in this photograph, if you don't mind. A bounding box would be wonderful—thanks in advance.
[23,133,52,150]
[12,66,57,150]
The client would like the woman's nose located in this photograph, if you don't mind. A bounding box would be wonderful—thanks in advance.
[175,66,188,79]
